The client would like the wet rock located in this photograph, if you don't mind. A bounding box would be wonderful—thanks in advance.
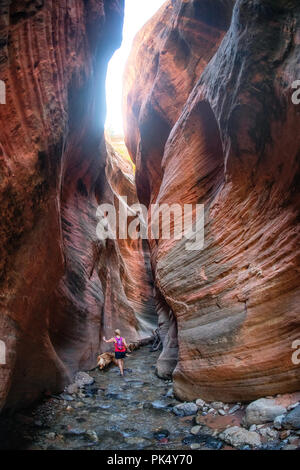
[190,443,201,450]
[66,383,79,395]
[151,400,170,410]
[85,430,99,443]
[46,432,56,440]
[124,437,150,447]
[64,428,85,437]
[153,429,170,441]
[173,402,198,417]
[211,402,224,410]
[183,434,223,450]
[245,399,286,426]
[165,388,174,398]
[190,426,201,435]
[282,405,300,430]
[105,393,121,400]
[73,402,85,409]
[274,414,285,430]
[219,426,261,448]
[97,404,111,410]
[228,404,241,415]
[84,386,99,398]
[287,402,299,411]
[259,440,286,451]
[196,399,206,409]
[280,430,291,440]
[283,444,298,450]
[258,427,278,439]
[76,418,87,423]
[60,393,74,402]
[74,372,95,388]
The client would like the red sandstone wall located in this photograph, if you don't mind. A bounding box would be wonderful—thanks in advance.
[124,0,300,401]
[0,0,155,411]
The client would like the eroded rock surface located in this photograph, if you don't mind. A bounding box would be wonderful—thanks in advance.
[0,0,155,412]
[124,0,300,401]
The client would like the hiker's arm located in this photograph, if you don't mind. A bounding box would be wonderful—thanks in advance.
[103,337,115,344]
[123,338,128,348]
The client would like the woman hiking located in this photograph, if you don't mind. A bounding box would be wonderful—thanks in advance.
[103,329,128,376]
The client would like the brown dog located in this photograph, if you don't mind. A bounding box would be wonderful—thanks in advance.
[97,352,118,370]
[97,342,140,371]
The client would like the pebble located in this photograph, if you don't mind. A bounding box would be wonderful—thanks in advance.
[211,402,224,410]
[60,393,74,402]
[218,409,226,416]
[190,443,201,450]
[228,404,240,415]
[85,430,99,443]
[153,429,170,440]
[172,402,198,417]
[280,430,290,440]
[196,399,206,408]
[73,402,85,409]
[46,432,56,440]
[287,402,299,411]
[273,414,285,430]
[125,437,149,446]
[190,425,201,435]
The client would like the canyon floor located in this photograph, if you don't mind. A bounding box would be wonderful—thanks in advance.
[0,344,299,451]
[0,347,195,450]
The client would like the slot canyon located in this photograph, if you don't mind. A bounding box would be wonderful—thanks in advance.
[0,0,299,452]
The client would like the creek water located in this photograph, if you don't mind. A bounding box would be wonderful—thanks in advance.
[0,346,196,450]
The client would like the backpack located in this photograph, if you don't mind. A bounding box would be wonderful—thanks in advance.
[115,336,124,351]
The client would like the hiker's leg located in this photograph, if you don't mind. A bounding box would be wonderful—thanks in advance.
[119,359,124,376]
[117,359,123,375]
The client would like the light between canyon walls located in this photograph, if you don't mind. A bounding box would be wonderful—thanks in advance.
[123,0,300,402]
[0,0,156,412]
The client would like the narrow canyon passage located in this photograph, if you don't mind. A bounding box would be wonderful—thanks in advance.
[0,0,300,454]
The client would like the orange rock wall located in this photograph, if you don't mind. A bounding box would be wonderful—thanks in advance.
[0,0,155,411]
[124,0,300,401]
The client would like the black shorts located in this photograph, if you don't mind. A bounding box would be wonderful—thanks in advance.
[115,351,126,359]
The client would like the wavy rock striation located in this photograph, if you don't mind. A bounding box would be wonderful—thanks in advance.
[0,0,155,411]
[124,0,300,401]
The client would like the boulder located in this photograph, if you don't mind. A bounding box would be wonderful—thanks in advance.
[172,402,198,417]
[219,426,261,448]
[245,399,286,426]
[74,372,94,388]
[282,405,300,430]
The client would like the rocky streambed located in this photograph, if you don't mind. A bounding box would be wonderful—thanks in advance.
[0,346,299,451]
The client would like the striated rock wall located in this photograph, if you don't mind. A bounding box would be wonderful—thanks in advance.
[0,0,155,412]
[124,0,300,401]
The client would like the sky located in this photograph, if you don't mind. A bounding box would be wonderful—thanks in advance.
[105,0,166,136]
